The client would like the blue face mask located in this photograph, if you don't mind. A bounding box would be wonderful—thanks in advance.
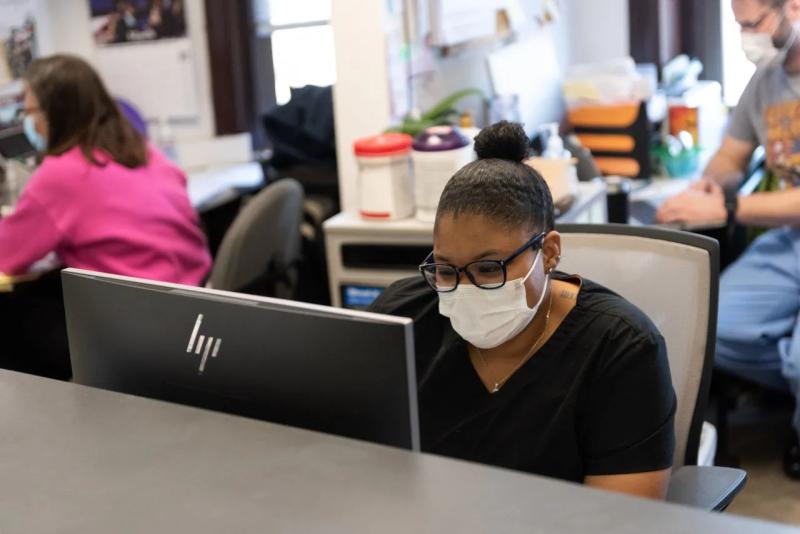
[23,114,46,152]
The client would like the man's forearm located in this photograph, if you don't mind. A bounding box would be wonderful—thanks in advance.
[703,152,746,188]
[737,188,800,226]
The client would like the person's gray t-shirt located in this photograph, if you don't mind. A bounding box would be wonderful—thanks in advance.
[729,57,800,184]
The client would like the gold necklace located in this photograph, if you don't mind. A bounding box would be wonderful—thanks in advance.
[475,292,554,394]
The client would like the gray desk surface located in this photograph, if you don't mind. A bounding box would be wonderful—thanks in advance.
[0,370,796,534]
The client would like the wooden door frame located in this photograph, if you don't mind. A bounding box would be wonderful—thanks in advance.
[628,0,722,83]
[204,0,258,137]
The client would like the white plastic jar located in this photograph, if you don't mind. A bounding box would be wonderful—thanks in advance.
[354,133,414,220]
[412,126,473,223]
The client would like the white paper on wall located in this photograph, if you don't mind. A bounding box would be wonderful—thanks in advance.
[429,0,499,46]
[386,0,410,121]
[94,37,198,121]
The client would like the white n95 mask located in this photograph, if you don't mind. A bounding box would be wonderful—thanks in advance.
[438,250,549,350]
[741,32,780,65]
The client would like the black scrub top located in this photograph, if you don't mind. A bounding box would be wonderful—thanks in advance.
[369,272,676,483]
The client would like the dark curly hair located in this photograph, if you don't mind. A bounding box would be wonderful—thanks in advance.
[435,121,554,233]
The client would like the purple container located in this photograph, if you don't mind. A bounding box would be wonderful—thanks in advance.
[412,126,469,152]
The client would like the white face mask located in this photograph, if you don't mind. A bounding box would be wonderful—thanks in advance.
[742,32,780,65]
[438,250,549,350]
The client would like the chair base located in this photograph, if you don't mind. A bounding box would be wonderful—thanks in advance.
[785,434,800,480]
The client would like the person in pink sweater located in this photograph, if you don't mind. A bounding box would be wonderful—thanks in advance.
[0,54,211,285]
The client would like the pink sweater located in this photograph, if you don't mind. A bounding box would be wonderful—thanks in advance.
[0,145,211,285]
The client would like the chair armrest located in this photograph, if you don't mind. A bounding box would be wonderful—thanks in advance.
[666,466,747,512]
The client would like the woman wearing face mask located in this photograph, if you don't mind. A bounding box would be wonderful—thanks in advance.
[0,54,211,285]
[370,122,675,499]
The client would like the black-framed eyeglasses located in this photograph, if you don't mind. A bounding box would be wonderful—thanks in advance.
[418,232,546,293]
[739,9,772,30]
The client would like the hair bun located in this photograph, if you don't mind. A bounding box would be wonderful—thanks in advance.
[473,121,530,163]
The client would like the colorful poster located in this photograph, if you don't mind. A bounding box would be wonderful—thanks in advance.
[90,0,187,46]
[0,0,37,87]
[764,100,800,188]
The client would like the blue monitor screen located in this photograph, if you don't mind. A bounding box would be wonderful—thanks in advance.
[342,286,385,310]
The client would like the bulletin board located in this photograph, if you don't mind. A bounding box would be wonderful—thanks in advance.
[407,0,565,134]
[89,0,198,122]
[0,0,37,87]
[94,36,199,121]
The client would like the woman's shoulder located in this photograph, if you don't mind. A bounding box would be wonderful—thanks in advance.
[145,143,170,165]
[38,146,91,173]
[27,147,92,198]
[568,274,664,347]
[564,276,673,424]
[144,143,187,182]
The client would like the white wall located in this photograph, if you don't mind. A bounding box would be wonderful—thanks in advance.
[565,0,629,65]
[331,0,393,215]
[34,0,215,141]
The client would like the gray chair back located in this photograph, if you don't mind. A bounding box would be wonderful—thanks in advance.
[557,224,719,469]
[209,179,304,298]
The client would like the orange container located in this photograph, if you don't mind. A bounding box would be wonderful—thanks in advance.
[568,101,651,179]
[668,105,699,145]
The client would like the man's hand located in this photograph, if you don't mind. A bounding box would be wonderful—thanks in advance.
[656,185,727,225]
[687,177,722,194]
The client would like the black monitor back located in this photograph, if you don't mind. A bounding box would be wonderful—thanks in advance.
[62,269,419,450]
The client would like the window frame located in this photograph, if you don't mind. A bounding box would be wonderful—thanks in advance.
[252,0,333,108]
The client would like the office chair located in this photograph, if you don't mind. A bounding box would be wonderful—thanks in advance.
[208,178,304,299]
[557,224,747,511]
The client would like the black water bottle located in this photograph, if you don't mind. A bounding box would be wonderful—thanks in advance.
[605,176,631,224]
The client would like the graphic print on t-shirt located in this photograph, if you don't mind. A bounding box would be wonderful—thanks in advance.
[764,99,800,187]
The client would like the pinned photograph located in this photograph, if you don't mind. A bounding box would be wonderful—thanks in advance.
[90,0,187,46]
[0,0,36,87]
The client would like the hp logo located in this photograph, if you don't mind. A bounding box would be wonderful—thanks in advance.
[186,314,222,374]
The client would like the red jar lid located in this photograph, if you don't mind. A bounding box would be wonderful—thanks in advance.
[354,133,413,157]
